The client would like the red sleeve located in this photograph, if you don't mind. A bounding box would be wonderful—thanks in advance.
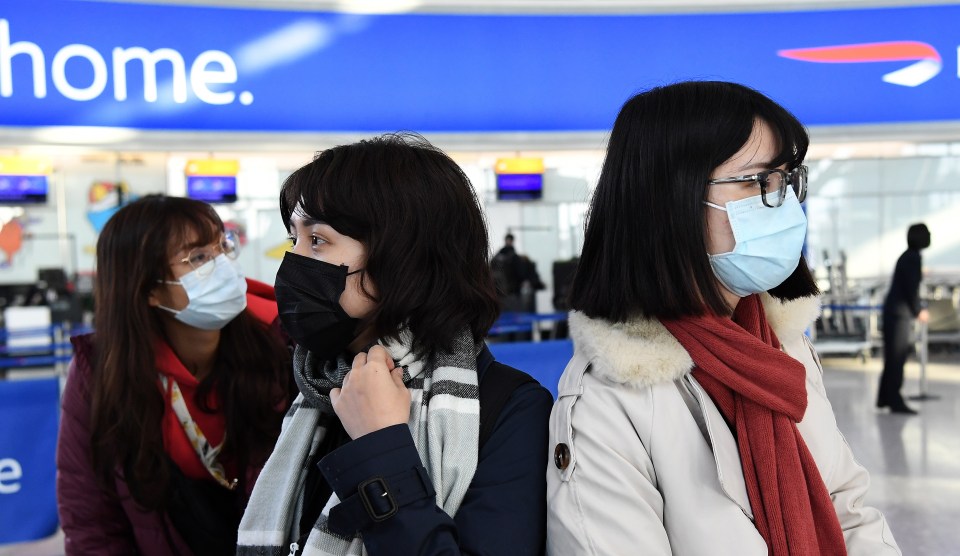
[245,278,276,302]
[245,278,279,326]
[56,357,139,555]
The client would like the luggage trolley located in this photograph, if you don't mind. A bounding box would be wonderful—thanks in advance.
[813,251,874,362]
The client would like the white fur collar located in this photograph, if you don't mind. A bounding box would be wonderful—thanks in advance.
[568,294,821,388]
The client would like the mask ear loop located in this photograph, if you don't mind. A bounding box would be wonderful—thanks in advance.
[345,266,378,352]
[345,267,368,300]
[154,279,185,314]
[704,201,728,212]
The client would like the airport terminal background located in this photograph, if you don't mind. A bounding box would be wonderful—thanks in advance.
[2,0,960,553]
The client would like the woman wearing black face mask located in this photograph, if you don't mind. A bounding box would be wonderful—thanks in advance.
[237,133,552,556]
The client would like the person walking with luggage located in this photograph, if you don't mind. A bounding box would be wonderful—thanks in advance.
[546,81,900,555]
[237,133,551,556]
[877,223,931,415]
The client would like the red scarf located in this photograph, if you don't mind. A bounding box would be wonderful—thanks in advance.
[662,295,846,555]
[155,341,230,482]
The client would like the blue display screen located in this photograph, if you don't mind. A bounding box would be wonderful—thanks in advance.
[497,174,542,201]
[186,176,237,204]
[0,175,48,204]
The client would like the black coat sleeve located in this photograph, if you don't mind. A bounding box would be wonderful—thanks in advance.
[895,250,923,316]
[318,382,552,555]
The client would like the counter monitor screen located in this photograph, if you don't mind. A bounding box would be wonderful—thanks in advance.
[0,175,48,205]
[186,175,238,204]
[497,173,542,201]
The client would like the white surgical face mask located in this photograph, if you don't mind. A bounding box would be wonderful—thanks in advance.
[157,254,248,330]
[704,187,807,297]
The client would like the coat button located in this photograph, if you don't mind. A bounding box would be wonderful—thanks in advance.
[554,443,570,470]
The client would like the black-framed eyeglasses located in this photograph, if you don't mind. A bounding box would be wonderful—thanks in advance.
[707,165,808,208]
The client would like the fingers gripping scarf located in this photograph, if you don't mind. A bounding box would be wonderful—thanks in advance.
[237,330,480,556]
[662,294,846,556]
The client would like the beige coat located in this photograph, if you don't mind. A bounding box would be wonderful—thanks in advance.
[547,295,901,556]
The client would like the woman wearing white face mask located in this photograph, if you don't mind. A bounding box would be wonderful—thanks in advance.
[57,195,295,556]
[546,81,900,555]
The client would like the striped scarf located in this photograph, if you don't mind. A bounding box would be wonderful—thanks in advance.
[236,329,481,556]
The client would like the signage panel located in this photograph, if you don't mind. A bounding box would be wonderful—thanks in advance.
[0,377,60,544]
[0,1,958,132]
[185,158,238,203]
[0,156,50,204]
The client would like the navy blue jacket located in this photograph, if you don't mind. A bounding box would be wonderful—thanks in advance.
[317,364,552,555]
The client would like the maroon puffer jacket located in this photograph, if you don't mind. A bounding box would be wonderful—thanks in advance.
[57,335,196,556]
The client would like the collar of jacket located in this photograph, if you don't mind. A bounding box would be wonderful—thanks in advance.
[568,293,822,388]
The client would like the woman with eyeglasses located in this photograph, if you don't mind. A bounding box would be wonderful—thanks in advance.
[57,195,294,556]
[546,81,900,555]
[236,133,552,556]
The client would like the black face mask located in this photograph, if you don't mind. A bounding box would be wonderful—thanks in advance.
[274,251,364,360]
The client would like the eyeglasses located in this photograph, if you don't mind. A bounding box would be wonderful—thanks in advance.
[176,231,240,277]
[707,165,808,208]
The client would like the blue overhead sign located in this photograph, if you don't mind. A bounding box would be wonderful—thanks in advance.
[0,1,958,132]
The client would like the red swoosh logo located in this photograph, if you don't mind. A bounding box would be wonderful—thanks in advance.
[778,41,941,63]
[778,41,942,87]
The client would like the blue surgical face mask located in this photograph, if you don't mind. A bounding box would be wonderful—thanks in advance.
[704,187,807,298]
[157,254,248,330]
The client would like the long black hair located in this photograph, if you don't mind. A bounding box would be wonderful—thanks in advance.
[90,195,291,509]
[571,81,819,322]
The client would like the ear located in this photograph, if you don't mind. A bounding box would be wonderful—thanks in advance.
[147,285,164,307]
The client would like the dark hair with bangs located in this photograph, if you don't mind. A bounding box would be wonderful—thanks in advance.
[90,195,291,509]
[280,132,499,356]
[571,81,819,322]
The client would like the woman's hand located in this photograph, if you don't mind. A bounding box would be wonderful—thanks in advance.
[330,345,411,439]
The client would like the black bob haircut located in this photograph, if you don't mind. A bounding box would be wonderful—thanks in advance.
[571,81,819,322]
[906,223,931,250]
[280,132,500,356]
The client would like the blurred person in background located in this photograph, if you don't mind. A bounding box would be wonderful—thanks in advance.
[517,254,546,313]
[491,233,525,313]
[237,133,551,556]
[547,81,900,555]
[56,195,294,556]
[877,222,931,415]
